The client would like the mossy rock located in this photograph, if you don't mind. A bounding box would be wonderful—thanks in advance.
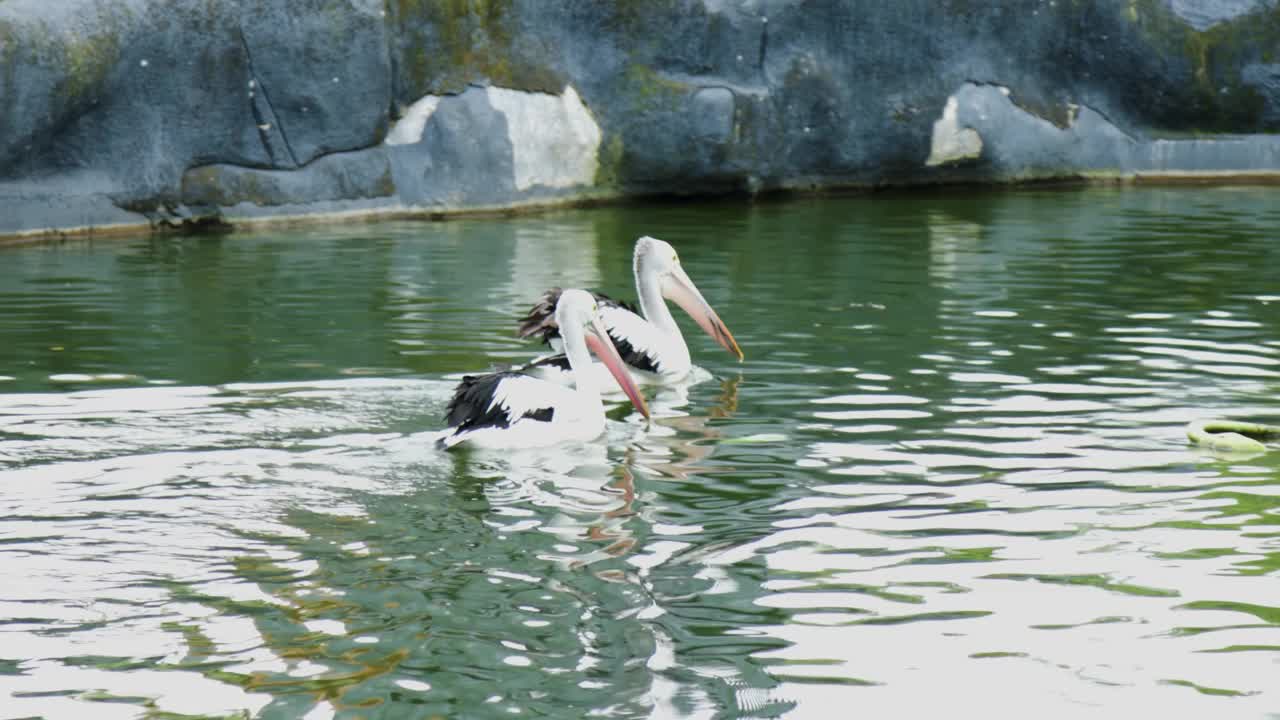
[1125,0,1280,132]
[393,0,563,98]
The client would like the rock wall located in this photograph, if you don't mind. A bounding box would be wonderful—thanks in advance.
[2,0,1279,239]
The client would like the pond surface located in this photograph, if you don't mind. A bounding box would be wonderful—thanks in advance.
[2,187,1279,719]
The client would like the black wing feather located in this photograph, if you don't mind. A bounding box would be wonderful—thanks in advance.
[524,407,554,422]
[443,371,555,432]
[516,288,641,347]
[594,291,641,316]
[521,354,571,372]
[516,288,565,345]
[607,330,662,374]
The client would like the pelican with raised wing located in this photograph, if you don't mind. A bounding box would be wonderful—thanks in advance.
[517,236,742,386]
[438,289,650,449]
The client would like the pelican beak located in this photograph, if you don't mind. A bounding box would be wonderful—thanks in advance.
[663,264,743,361]
[585,316,651,420]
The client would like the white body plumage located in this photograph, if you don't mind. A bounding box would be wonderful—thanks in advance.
[439,290,650,450]
[517,236,741,387]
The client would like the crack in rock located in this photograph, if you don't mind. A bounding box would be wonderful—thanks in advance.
[238,27,299,169]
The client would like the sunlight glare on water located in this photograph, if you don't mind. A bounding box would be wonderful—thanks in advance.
[1,186,1279,719]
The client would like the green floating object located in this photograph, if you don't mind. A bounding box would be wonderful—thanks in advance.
[1185,419,1280,454]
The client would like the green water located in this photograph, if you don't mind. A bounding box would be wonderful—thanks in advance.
[2,186,1279,719]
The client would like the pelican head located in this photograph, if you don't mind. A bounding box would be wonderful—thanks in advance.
[634,236,743,361]
[556,289,650,419]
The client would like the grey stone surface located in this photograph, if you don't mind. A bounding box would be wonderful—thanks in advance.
[1,0,389,234]
[926,82,1280,179]
[691,87,737,144]
[182,148,397,209]
[396,88,517,208]
[3,0,1280,239]
[236,0,391,167]
[1242,63,1280,125]
[0,173,147,236]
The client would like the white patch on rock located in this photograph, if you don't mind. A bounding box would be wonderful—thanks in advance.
[1165,0,1260,30]
[486,85,601,191]
[385,85,602,190]
[385,95,441,146]
[926,95,983,166]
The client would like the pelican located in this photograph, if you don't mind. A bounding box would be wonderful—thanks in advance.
[438,289,650,449]
[517,236,742,386]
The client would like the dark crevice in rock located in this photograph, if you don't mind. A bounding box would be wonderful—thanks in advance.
[383,0,399,131]
[962,78,1012,94]
[757,16,768,72]
[182,133,393,191]
[154,213,234,234]
[699,83,738,95]
[113,197,231,233]
[1079,104,1140,143]
[238,26,300,169]
[963,79,1071,129]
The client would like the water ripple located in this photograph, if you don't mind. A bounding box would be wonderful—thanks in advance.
[4,189,1280,717]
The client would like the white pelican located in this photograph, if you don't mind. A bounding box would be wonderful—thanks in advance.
[516,236,742,386]
[438,289,650,449]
